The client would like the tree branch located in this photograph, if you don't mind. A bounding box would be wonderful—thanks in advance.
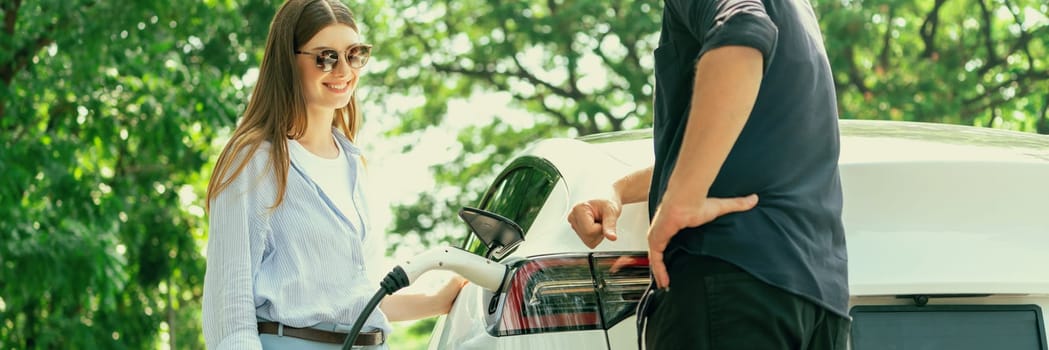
[843,46,871,96]
[878,6,894,71]
[1014,28,1044,71]
[1000,0,1040,70]
[432,61,589,131]
[588,113,600,134]
[1037,94,1049,135]
[431,62,506,89]
[2,0,21,36]
[491,18,579,99]
[1,0,25,121]
[593,85,629,123]
[987,108,1001,127]
[591,33,631,94]
[974,0,1000,76]
[0,34,53,85]
[919,0,947,58]
[508,54,579,99]
[1,0,73,87]
[545,0,580,98]
[532,92,574,128]
[963,70,1049,106]
[1,0,98,122]
[611,2,648,102]
[422,14,589,132]
[587,36,637,130]
[960,71,1049,121]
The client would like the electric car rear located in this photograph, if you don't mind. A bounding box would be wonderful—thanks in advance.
[428,120,1049,350]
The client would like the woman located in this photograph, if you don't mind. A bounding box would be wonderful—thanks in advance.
[202,1,465,349]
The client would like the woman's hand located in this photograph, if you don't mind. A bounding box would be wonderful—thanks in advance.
[434,274,469,314]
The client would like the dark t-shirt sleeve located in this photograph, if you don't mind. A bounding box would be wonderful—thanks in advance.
[666,0,779,71]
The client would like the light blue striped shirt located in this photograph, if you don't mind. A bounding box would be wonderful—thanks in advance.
[203,131,391,350]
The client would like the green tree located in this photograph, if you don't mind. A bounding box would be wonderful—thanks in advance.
[3,0,1047,349]
[356,0,663,250]
[0,0,274,348]
[818,0,1049,130]
[362,0,1048,254]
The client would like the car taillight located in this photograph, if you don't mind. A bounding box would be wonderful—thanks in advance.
[591,253,651,329]
[494,253,650,336]
[496,255,598,335]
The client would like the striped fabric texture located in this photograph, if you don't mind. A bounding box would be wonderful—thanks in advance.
[203,130,391,350]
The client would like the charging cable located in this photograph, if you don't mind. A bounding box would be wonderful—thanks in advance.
[341,247,509,350]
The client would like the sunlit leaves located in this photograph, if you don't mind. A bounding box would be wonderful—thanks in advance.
[361,0,661,251]
[816,0,1048,129]
[2,0,1046,348]
[377,0,1047,277]
[1,0,271,348]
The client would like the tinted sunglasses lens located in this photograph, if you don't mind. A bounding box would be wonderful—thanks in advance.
[348,46,371,68]
[317,50,339,72]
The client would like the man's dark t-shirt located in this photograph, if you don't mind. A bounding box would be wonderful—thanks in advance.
[648,0,849,317]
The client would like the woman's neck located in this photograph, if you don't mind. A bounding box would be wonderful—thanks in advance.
[296,109,339,159]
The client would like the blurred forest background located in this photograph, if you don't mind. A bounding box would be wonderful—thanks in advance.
[1,0,1046,348]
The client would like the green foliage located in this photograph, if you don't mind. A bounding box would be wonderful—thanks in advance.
[2,0,1047,348]
[0,0,275,348]
[386,318,439,350]
[369,0,1049,256]
[357,0,661,250]
[816,0,1048,128]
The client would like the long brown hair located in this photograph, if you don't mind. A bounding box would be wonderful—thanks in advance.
[206,0,362,211]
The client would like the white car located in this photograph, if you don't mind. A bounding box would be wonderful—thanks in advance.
[427,120,1049,350]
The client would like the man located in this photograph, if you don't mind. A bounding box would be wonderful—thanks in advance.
[566,0,849,348]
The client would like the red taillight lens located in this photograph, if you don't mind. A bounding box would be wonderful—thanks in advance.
[497,255,599,335]
[494,253,650,336]
[591,253,651,329]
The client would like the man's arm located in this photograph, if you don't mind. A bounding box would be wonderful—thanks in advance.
[567,166,652,249]
[647,46,764,289]
[613,166,653,205]
[666,46,762,199]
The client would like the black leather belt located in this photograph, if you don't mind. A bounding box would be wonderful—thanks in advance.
[257,322,384,346]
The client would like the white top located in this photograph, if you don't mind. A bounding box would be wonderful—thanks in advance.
[287,139,365,232]
[203,131,391,350]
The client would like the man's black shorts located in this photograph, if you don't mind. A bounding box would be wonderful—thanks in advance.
[640,252,850,350]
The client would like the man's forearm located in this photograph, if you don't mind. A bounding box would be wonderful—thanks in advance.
[664,46,764,199]
[613,166,653,205]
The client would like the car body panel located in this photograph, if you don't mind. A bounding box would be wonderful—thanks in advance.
[607,316,639,350]
[430,120,1049,349]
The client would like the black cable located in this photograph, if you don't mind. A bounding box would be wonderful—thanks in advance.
[342,266,411,350]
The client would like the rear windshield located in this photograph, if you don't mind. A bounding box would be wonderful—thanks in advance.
[850,305,1047,350]
[463,156,560,259]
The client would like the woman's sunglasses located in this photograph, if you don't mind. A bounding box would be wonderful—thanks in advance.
[295,44,373,72]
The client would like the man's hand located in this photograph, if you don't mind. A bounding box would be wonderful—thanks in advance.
[648,194,758,288]
[567,199,622,249]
